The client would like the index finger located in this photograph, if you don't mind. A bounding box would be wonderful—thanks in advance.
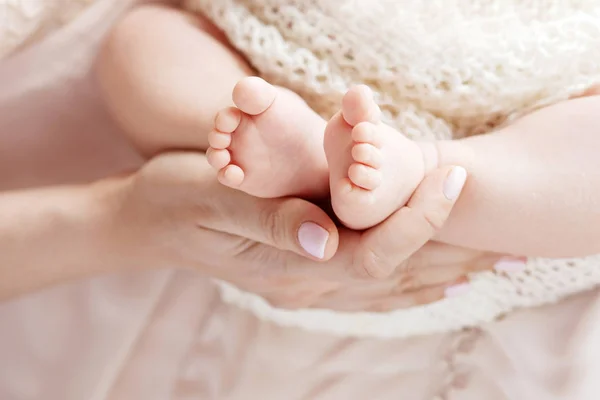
[353,165,467,279]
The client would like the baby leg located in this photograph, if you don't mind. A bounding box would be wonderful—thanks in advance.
[94,6,240,154]
[97,5,328,198]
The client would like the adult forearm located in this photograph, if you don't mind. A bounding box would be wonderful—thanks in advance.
[0,180,119,300]
[434,96,600,257]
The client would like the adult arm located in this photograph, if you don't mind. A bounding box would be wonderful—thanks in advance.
[0,151,501,310]
[0,183,114,300]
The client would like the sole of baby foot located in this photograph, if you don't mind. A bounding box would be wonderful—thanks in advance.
[206,76,329,199]
[324,85,427,230]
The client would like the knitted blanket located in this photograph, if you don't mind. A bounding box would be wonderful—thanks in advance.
[186,0,600,338]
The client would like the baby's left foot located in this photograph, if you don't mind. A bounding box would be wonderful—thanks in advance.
[324,85,429,230]
[207,77,329,199]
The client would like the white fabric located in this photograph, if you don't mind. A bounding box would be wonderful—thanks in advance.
[185,0,600,338]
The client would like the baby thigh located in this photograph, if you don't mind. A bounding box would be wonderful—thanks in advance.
[96,4,253,155]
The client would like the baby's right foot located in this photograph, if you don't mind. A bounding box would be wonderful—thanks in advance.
[206,77,329,199]
[324,85,430,230]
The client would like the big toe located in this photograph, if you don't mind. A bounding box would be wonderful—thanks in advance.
[341,85,381,126]
[232,76,278,115]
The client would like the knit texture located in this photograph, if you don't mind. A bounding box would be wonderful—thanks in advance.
[186,0,600,338]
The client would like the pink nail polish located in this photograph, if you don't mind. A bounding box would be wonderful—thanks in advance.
[443,166,467,200]
[298,222,329,259]
[494,257,527,273]
[445,283,471,298]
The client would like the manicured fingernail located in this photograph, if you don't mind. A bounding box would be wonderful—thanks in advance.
[298,222,329,259]
[445,283,471,298]
[494,257,527,273]
[443,166,467,200]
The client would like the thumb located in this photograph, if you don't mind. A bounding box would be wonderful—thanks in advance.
[356,165,467,279]
[209,189,339,261]
[143,152,339,260]
[254,197,339,260]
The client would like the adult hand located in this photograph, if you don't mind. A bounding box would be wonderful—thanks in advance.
[306,163,510,311]
[104,151,505,311]
[313,243,507,312]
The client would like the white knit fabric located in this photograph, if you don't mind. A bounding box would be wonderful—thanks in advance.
[185,0,600,338]
[0,0,95,59]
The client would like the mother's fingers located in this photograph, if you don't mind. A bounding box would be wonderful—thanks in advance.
[228,195,340,261]
[412,253,502,287]
[312,277,468,312]
[180,159,339,261]
[368,279,468,312]
[411,241,491,266]
[354,166,467,279]
[405,242,505,287]
[142,152,340,261]
[261,281,340,310]
[370,285,447,312]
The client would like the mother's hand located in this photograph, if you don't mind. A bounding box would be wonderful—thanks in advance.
[105,152,504,311]
[308,164,509,311]
[314,242,506,312]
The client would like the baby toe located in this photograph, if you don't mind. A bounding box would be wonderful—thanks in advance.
[207,148,231,170]
[215,107,242,133]
[352,122,382,147]
[348,163,382,190]
[208,130,232,149]
[351,143,383,169]
[218,164,245,188]
[342,85,381,126]
[232,77,277,116]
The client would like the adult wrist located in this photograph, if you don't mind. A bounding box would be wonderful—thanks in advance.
[0,176,135,300]
[79,175,135,275]
[87,170,182,274]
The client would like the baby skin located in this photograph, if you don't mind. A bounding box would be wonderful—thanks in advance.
[99,5,600,258]
[208,78,429,230]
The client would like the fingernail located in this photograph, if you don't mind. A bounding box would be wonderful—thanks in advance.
[298,222,329,259]
[443,166,467,200]
[445,283,471,298]
[494,257,527,273]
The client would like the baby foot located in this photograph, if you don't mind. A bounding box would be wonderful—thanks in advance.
[207,77,329,199]
[324,85,429,230]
